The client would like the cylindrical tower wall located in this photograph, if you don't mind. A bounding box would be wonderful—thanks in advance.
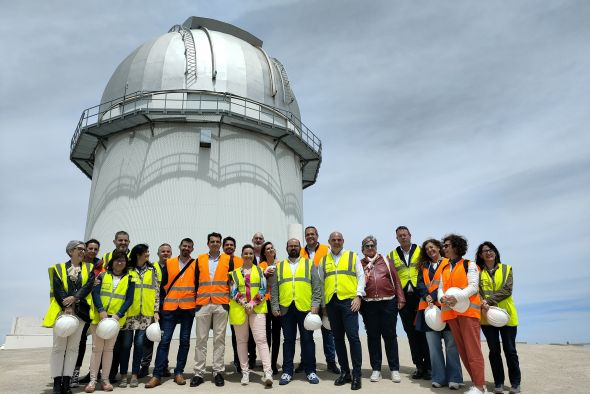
[85,123,303,252]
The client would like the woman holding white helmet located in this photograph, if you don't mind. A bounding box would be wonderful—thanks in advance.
[229,244,274,386]
[43,240,95,394]
[438,234,486,394]
[117,244,160,388]
[86,251,135,393]
[359,235,405,384]
[415,238,462,389]
[476,241,521,394]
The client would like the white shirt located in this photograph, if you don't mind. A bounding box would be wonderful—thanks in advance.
[288,256,300,275]
[178,256,191,271]
[208,252,221,278]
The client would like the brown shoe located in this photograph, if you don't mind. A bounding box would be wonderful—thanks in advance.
[144,377,161,389]
[174,374,186,385]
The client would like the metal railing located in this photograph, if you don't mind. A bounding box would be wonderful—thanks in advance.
[70,90,322,157]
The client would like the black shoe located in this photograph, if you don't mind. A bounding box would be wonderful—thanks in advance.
[249,360,256,370]
[294,363,304,373]
[61,377,73,394]
[190,376,204,387]
[52,377,62,394]
[214,373,225,387]
[334,372,352,386]
[351,376,362,390]
[78,373,91,384]
[411,368,424,379]
[138,365,149,379]
[272,366,279,376]
[162,368,172,378]
[423,369,432,380]
[233,360,242,373]
[327,362,341,374]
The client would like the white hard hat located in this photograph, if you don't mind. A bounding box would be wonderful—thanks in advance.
[54,314,80,337]
[486,306,510,327]
[303,313,322,331]
[445,287,470,313]
[322,315,331,330]
[146,322,162,342]
[96,318,120,340]
[424,304,446,331]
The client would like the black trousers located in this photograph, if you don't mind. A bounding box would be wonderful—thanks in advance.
[75,322,90,369]
[481,325,521,387]
[265,300,282,369]
[360,298,400,371]
[399,290,430,370]
[326,296,362,378]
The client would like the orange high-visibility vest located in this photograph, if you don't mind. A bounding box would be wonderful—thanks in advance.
[196,254,232,305]
[417,259,446,311]
[301,244,329,267]
[162,256,196,311]
[440,258,481,321]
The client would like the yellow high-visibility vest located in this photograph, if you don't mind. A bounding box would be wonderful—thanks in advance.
[387,246,421,288]
[42,262,93,327]
[276,258,313,312]
[228,266,267,325]
[322,251,358,305]
[480,263,519,326]
[92,272,133,326]
[127,266,158,318]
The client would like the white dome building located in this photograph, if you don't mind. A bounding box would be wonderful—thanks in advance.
[70,16,322,251]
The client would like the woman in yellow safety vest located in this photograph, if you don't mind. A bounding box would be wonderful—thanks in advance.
[229,244,274,387]
[85,251,135,393]
[260,241,280,375]
[476,242,521,394]
[117,244,160,388]
[44,240,95,394]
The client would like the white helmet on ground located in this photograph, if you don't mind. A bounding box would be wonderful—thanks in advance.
[54,314,80,337]
[303,313,322,331]
[146,322,162,342]
[445,287,470,313]
[424,304,446,331]
[96,318,120,340]
[322,315,331,330]
[486,306,510,327]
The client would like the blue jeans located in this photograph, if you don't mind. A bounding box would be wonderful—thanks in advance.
[153,309,195,378]
[119,329,146,375]
[326,296,362,378]
[298,323,336,367]
[425,329,463,385]
[481,325,521,387]
[360,298,400,371]
[281,303,316,375]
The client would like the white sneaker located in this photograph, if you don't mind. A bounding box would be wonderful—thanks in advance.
[465,387,484,394]
[262,371,273,387]
[241,371,249,385]
[432,382,443,388]
[449,382,461,390]
[370,371,381,382]
[391,370,401,383]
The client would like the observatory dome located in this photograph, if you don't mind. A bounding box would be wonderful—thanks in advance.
[101,16,300,117]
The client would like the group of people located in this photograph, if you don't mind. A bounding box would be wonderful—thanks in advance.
[45,226,521,394]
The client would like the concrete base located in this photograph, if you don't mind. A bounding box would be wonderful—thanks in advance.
[3,317,53,350]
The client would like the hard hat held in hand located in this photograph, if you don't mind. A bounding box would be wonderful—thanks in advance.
[146,322,162,342]
[54,314,80,337]
[322,315,331,330]
[304,313,322,331]
[96,317,120,340]
[445,287,470,313]
[424,304,446,331]
[486,306,510,327]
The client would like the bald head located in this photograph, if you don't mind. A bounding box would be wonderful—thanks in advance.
[328,232,344,254]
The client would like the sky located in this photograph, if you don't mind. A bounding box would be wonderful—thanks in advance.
[1,0,589,345]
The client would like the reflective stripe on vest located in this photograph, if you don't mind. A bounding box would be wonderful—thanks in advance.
[277,258,313,312]
[228,266,267,325]
[323,251,358,304]
[440,259,481,321]
[387,246,421,288]
[417,259,446,311]
[162,257,196,311]
[128,267,158,317]
[43,262,93,328]
[480,264,518,326]
[93,272,131,326]
[195,254,231,305]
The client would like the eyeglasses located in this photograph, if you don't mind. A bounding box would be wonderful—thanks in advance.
[75,246,86,252]
[364,244,376,249]
[481,249,495,254]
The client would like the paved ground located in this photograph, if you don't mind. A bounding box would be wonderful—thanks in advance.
[0,336,588,393]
